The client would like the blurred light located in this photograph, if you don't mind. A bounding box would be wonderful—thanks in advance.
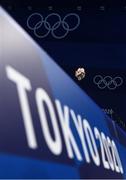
[48,6,53,11]
[99,6,105,11]
[77,6,82,11]
[27,6,32,11]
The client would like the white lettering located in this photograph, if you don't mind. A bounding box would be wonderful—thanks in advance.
[36,88,62,155]
[6,66,37,149]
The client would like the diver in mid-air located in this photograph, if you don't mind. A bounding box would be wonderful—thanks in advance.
[75,67,86,81]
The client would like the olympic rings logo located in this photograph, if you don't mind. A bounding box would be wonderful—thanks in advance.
[93,75,123,90]
[27,13,80,39]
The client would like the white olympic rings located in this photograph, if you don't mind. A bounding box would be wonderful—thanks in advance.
[27,13,80,39]
[93,75,123,90]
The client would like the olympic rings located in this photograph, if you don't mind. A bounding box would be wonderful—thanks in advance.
[93,75,123,90]
[27,13,80,39]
